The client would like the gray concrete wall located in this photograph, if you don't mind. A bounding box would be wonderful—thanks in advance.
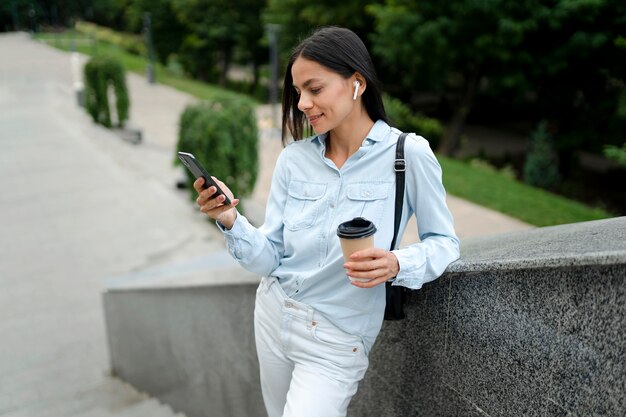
[104,284,264,417]
[103,283,264,417]
[102,217,626,417]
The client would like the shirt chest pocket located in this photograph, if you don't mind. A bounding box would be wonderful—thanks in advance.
[346,182,392,227]
[283,180,327,231]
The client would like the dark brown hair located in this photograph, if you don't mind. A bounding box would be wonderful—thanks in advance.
[281,26,389,145]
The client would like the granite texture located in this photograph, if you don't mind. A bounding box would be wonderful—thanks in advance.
[349,275,487,417]
[448,216,626,273]
[350,262,625,417]
[103,217,625,417]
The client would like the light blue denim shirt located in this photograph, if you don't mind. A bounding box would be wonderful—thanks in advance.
[220,120,459,351]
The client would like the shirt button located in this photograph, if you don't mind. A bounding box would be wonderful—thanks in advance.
[330,202,335,208]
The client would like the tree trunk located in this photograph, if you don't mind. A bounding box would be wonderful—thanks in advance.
[218,45,233,87]
[440,69,481,156]
[251,60,260,94]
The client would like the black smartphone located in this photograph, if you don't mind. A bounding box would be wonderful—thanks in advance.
[177,151,232,206]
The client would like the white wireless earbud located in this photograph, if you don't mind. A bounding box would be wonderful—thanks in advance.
[353,81,361,100]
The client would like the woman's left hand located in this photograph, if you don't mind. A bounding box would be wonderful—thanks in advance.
[344,248,399,288]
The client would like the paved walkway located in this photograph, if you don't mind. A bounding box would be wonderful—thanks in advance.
[0,32,531,416]
[0,33,202,416]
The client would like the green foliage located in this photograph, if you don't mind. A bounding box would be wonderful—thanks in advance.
[42,0,265,90]
[0,0,42,31]
[177,32,218,82]
[603,143,626,167]
[383,94,443,150]
[618,88,626,119]
[76,21,145,56]
[122,0,186,65]
[264,0,383,65]
[368,0,626,154]
[177,96,259,203]
[171,0,266,84]
[523,121,562,190]
[83,55,130,128]
[38,30,260,106]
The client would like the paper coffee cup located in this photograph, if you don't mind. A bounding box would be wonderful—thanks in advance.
[337,217,377,282]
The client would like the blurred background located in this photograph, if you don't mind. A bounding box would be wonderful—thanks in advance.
[1,0,624,223]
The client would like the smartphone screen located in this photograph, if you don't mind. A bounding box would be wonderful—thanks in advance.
[177,152,232,206]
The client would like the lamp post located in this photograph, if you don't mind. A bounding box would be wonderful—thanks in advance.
[10,0,20,31]
[71,53,84,107]
[28,6,36,34]
[266,24,280,129]
[143,12,156,84]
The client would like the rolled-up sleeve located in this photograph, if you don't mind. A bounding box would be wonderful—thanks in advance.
[391,136,460,289]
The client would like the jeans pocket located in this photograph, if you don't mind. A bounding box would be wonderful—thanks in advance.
[309,320,364,355]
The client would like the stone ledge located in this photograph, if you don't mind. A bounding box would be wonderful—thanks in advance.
[104,250,259,292]
[448,216,626,273]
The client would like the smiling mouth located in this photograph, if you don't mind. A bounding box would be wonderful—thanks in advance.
[308,114,323,124]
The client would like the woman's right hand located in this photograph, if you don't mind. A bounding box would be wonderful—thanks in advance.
[193,177,239,229]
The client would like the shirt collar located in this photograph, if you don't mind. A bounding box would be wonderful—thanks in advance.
[313,119,391,145]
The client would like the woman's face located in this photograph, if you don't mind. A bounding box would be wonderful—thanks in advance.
[291,57,356,135]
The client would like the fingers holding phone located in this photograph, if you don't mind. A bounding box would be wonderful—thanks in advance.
[177,152,239,228]
[194,177,239,228]
[193,176,236,209]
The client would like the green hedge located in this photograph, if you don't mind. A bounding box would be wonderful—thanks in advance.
[177,95,259,205]
[384,94,443,150]
[83,55,130,128]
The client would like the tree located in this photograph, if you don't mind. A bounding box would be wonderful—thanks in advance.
[264,0,384,68]
[521,1,626,175]
[368,0,551,155]
[523,120,561,190]
[368,0,626,159]
[171,0,265,85]
[123,0,186,66]
[231,0,268,91]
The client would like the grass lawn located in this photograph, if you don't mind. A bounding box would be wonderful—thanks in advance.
[439,156,611,227]
[35,31,613,228]
[35,32,248,103]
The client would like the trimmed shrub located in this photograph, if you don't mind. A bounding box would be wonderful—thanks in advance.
[383,94,443,150]
[523,120,562,190]
[177,95,258,204]
[83,55,130,128]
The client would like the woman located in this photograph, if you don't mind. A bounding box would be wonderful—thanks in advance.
[193,26,459,417]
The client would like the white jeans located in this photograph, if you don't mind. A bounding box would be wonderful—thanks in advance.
[254,277,370,417]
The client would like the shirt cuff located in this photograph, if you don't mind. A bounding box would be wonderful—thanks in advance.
[391,247,427,289]
[216,212,249,259]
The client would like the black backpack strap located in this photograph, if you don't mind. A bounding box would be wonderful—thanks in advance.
[384,133,408,321]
